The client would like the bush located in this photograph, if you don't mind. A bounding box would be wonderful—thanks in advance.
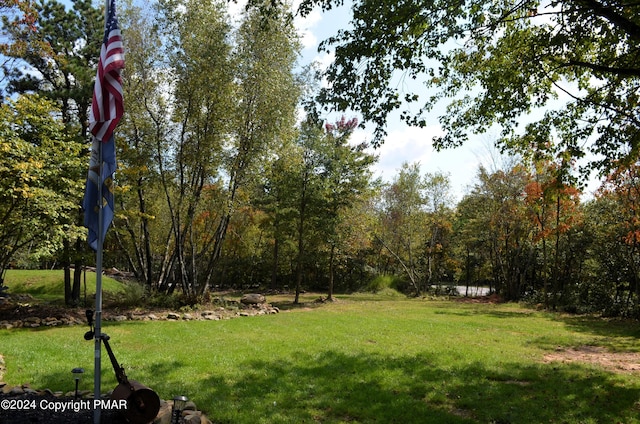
[366,275,408,295]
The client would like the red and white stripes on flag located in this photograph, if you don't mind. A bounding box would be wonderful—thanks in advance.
[83,0,124,251]
[89,0,125,142]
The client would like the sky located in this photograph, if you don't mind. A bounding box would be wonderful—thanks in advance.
[283,1,605,201]
[278,1,513,201]
[79,0,598,201]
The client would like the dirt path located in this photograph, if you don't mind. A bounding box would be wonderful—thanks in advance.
[543,345,640,373]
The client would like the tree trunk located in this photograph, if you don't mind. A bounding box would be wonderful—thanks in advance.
[272,236,279,290]
[63,238,72,306]
[327,244,335,301]
[71,238,83,306]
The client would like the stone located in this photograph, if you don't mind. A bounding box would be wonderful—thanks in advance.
[152,402,172,424]
[113,315,128,322]
[182,313,194,321]
[182,411,202,424]
[167,312,180,320]
[241,293,266,305]
[9,386,24,395]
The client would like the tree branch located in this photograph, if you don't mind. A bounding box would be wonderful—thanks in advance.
[573,0,640,41]
[566,59,640,78]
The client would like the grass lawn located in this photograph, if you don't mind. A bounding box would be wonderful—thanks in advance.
[2,284,640,422]
[2,269,125,304]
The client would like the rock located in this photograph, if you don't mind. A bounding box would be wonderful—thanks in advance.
[153,402,172,424]
[113,315,128,322]
[182,411,202,424]
[241,293,266,305]
[167,312,180,320]
[182,313,194,321]
[9,386,24,395]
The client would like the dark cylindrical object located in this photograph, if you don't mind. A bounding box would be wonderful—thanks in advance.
[110,379,161,424]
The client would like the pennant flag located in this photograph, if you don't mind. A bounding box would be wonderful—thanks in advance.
[83,0,124,251]
[83,137,116,251]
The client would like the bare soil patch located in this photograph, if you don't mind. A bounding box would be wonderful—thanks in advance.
[543,345,640,373]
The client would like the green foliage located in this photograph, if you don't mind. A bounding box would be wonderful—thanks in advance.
[375,163,456,295]
[297,0,640,175]
[2,300,640,423]
[0,95,84,278]
[365,274,404,296]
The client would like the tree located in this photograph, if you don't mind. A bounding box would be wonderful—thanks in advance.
[199,2,301,294]
[317,116,376,300]
[112,0,170,291]
[296,0,640,175]
[143,0,234,296]
[291,119,326,303]
[1,0,102,305]
[0,95,84,288]
[524,160,582,308]
[376,162,425,296]
[459,165,533,300]
[374,163,453,296]
[2,0,101,128]
[0,0,40,92]
[589,163,640,315]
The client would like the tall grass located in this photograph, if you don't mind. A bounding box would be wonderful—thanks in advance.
[2,299,640,423]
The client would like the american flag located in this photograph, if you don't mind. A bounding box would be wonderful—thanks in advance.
[89,0,125,142]
[83,0,124,251]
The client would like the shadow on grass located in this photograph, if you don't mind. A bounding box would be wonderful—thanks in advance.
[170,350,640,424]
[28,332,640,423]
[553,314,640,341]
[432,308,536,320]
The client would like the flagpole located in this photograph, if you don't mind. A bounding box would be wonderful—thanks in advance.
[93,0,110,421]
[93,140,104,424]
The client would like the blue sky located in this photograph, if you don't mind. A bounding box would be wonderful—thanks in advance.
[285,0,500,200]
[285,0,604,200]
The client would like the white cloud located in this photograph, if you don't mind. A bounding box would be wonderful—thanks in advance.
[368,125,444,181]
[294,6,323,51]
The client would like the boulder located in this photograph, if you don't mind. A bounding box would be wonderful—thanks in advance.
[240,293,266,305]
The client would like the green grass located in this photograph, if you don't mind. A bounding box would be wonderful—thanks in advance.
[2,297,640,423]
[3,269,126,303]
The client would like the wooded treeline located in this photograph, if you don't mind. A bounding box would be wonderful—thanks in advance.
[1,0,640,317]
